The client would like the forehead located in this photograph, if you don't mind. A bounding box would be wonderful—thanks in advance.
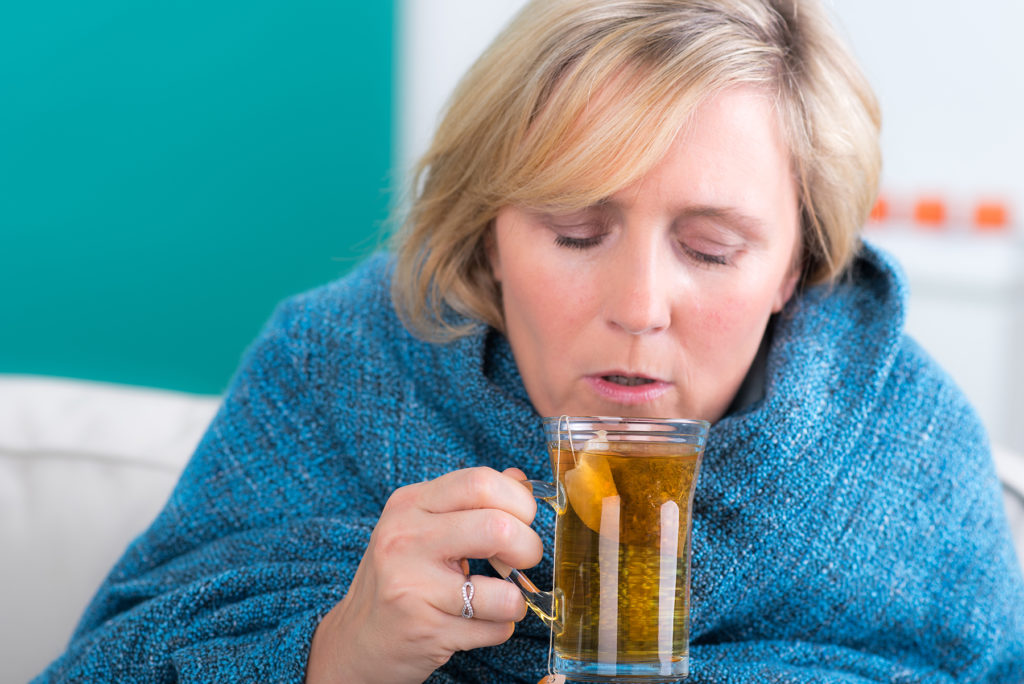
[514,78,790,215]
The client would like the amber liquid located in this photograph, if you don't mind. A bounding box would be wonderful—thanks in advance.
[549,441,700,673]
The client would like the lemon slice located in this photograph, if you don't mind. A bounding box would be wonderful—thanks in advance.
[564,442,619,534]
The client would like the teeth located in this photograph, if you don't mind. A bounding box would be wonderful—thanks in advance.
[604,375,655,387]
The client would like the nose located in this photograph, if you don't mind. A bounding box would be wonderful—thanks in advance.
[603,235,672,336]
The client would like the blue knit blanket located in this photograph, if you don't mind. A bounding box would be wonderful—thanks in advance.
[36,244,1024,683]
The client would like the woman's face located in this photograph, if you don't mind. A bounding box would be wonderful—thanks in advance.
[490,87,801,423]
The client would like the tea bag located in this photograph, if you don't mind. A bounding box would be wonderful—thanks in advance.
[564,431,619,534]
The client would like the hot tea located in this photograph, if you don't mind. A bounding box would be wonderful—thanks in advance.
[548,440,701,677]
[500,417,707,682]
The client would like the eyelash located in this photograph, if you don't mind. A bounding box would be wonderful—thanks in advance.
[554,233,730,266]
[682,244,729,266]
[553,234,603,250]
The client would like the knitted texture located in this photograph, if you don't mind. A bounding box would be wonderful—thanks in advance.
[35,244,1024,683]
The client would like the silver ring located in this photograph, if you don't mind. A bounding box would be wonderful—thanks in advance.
[461,580,475,619]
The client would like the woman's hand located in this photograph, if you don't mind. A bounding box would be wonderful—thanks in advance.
[305,467,542,684]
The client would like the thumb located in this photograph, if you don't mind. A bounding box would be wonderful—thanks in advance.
[502,467,528,481]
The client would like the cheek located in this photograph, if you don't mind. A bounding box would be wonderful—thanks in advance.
[502,256,566,342]
[503,240,596,324]
[508,280,560,335]
[686,284,775,355]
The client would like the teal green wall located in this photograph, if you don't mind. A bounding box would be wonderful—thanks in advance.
[1,1,394,395]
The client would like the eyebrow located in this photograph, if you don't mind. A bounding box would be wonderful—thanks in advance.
[534,201,771,241]
[589,199,769,240]
[673,205,769,239]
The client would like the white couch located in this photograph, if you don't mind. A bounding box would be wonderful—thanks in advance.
[0,376,220,683]
[2,375,1023,683]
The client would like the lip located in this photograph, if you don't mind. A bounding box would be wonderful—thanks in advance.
[585,372,672,406]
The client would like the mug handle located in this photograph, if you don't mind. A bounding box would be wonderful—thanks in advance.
[488,479,565,629]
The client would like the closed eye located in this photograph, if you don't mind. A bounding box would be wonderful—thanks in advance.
[554,234,604,250]
[681,243,730,266]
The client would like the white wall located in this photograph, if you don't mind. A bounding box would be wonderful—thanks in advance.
[396,0,527,185]
[397,0,1024,451]
[832,0,1024,206]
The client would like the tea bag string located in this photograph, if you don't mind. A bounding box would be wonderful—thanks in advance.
[557,414,579,467]
[548,415,579,680]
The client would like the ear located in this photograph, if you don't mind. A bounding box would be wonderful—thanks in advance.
[485,220,502,282]
[771,265,800,313]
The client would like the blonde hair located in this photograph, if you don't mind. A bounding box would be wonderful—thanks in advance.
[392,0,881,340]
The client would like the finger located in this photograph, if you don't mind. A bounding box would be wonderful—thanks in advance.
[489,557,513,579]
[446,616,517,653]
[502,467,527,482]
[417,467,537,524]
[369,505,541,580]
[537,676,566,684]
[443,574,527,623]
[437,508,543,569]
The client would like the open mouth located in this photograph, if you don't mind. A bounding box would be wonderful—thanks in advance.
[587,373,670,405]
[603,374,657,387]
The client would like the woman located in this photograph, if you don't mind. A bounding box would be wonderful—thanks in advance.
[38,0,1024,682]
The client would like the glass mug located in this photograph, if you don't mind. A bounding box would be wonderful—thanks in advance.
[492,416,709,683]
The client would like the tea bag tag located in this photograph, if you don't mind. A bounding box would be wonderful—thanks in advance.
[564,429,618,534]
[583,429,609,452]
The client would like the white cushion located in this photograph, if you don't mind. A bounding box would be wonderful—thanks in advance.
[0,375,219,683]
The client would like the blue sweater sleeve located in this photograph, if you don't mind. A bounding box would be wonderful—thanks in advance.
[34,297,379,683]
